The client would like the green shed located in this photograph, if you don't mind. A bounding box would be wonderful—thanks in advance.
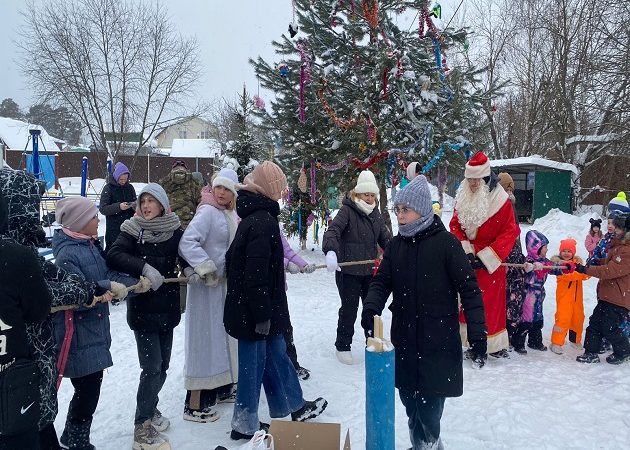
[490,156,577,222]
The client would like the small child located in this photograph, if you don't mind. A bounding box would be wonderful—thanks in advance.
[585,218,603,258]
[512,230,573,354]
[549,239,590,354]
[576,213,630,364]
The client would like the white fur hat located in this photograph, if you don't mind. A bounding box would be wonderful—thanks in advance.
[212,168,239,197]
[406,162,420,181]
[354,170,379,195]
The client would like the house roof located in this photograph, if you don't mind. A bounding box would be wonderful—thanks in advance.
[155,116,210,139]
[169,139,221,158]
[0,117,60,153]
[490,155,578,175]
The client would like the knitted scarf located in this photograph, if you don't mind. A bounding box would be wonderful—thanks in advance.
[62,228,94,241]
[120,213,181,243]
[354,198,376,216]
[398,214,434,238]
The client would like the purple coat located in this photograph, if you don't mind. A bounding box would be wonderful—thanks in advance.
[281,232,307,291]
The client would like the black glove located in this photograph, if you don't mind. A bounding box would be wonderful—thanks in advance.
[575,264,587,274]
[361,309,378,338]
[468,254,485,270]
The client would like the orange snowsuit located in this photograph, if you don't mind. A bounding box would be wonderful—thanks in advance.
[551,256,590,346]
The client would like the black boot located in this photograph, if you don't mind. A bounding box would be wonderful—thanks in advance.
[576,352,600,364]
[60,420,95,450]
[605,353,630,365]
[527,342,548,351]
[230,422,269,441]
[291,398,328,422]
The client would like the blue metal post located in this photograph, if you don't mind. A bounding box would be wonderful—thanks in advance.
[29,129,41,179]
[366,349,395,450]
[107,158,113,177]
[80,157,88,197]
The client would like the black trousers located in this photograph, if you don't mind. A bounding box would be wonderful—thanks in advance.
[584,301,630,356]
[0,428,40,450]
[398,389,445,450]
[133,330,173,425]
[512,320,544,349]
[334,272,372,351]
[66,371,103,424]
[39,423,60,450]
[283,322,300,370]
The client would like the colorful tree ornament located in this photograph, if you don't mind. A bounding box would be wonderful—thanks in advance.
[277,63,290,78]
[430,3,442,19]
[253,95,266,110]
[298,167,308,193]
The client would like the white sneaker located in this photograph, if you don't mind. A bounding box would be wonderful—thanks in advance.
[133,420,171,450]
[183,406,219,423]
[550,344,564,354]
[336,350,353,365]
[151,409,170,432]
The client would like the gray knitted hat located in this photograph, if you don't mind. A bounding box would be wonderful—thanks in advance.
[395,175,433,218]
[138,183,170,212]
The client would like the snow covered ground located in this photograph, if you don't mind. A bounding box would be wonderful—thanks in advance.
[49,194,629,449]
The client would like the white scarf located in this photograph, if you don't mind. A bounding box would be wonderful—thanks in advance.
[354,199,376,216]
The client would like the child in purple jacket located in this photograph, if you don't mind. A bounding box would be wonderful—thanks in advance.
[281,231,316,380]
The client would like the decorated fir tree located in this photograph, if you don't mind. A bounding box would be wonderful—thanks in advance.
[251,0,490,237]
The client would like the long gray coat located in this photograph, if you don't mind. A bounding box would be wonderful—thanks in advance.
[178,204,238,390]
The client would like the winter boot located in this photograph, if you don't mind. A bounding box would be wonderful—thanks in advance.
[576,352,600,364]
[60,420,95,450]
[291,398,328,422]
[230,422,269,441]
[133,420,170,450]
[183,405,219,423]
[336,350,353,365]
[527,342,548,351]
[605,353,630,365]
[550,344,563,355]
[151,408,170,432]
[297,366,311,380]
[599,338,612,354]
[513,346,527,355]
[217,385,236,404]
[489,349,510,358]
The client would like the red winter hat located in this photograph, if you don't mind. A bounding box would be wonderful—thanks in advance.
[465,151,492,179]
[559,238,577,256]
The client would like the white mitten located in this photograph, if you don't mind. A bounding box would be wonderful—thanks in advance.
[204,271,220,287]
[286,262,301,274]
[533,262,544,271]
[134,276,152,294]
[523,262,534,273]
[109,281,129,299]
[195,259,217,278]
[325,251,340,272]
[301,263,317,274]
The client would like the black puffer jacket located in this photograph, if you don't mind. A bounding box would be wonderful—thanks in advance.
[99,177,137,249]
[224,190,289,340]
[322,195,391,276]
[106,229,184,332]
[362,217,487,397]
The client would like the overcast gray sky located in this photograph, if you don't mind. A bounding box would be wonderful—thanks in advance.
[0,0,460,110]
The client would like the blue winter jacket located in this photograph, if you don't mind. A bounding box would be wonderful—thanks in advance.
[51,229,136,378]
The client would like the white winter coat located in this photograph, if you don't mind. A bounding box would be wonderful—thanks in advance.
[178,204,238,390]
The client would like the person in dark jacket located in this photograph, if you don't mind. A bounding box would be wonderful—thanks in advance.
[361,175,487,450]
[52,196,142,450]
[224,161,327,441]
[1,167,107,450]
[322,170,391,364]
[99,162,137,251]
[106,183,184,450]
[0,191,52,450]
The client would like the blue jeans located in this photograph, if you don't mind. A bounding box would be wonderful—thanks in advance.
[231,335,305,435]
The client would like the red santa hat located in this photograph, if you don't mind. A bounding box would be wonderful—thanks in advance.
[465,152,492,179]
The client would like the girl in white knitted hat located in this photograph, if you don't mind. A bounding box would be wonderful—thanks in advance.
[322,170,392,365]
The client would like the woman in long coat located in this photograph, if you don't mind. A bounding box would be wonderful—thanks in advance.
[178,168,239,422]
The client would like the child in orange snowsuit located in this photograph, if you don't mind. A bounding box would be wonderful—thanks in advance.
[549,238,590,354]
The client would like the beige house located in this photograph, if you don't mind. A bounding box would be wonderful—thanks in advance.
[155,117,217,149]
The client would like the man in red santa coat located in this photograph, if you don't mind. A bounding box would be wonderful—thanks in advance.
[450,151,520,361]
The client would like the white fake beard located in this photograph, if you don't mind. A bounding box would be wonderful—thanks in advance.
[455,179,490,232]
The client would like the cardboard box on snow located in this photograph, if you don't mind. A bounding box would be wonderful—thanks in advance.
[269,420,351,450]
